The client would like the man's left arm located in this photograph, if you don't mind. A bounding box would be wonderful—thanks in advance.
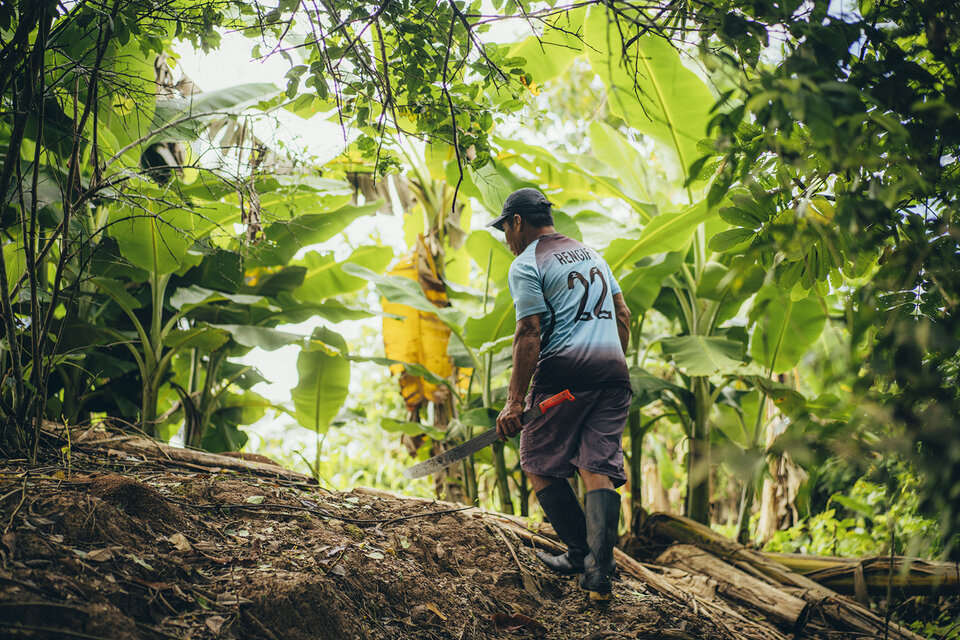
[613,292,631,354]
[496,313,541,439]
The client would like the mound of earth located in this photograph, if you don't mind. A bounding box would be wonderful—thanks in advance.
[0,425,930,640]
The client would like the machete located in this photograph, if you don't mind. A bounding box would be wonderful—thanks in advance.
[402,389,575,479]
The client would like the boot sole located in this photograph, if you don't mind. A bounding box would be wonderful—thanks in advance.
[583,588,612,601]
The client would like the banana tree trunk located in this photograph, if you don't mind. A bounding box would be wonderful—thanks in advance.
[492,440,514,514]
[432,400,467,504]
[627,409,644,530]
[141,383,159,438]
[686,376,711,523]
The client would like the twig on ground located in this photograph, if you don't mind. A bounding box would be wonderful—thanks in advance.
[3,479,27,534]
[166,497,474,527]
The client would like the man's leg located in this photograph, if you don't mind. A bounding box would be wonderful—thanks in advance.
[577,471,621,600]
[529,472,589,574]
[578,468,614,492]
[571,388,630,601]
[527,472,557,494]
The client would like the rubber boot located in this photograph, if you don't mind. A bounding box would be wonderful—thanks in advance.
[534,481,588,575]
[579,488,620,600]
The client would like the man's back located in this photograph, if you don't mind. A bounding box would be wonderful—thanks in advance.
[508,233,630,393]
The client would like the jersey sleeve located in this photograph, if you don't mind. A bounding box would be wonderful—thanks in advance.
[603,260,622,296]
[508,254,547,321]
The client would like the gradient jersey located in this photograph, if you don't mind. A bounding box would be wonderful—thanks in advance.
[508,233,630,393]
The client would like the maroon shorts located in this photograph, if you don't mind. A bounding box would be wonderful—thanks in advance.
[519,386,631,488]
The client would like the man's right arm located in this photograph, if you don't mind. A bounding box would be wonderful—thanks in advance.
[496,313,541,440]
[613,292,631,354]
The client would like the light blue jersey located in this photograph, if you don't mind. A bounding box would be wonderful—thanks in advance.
[507,233,630,392]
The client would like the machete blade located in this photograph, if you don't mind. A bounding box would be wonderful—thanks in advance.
[402,428,501,479]
[401,402,550,479]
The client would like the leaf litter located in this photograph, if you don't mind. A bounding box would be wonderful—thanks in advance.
[0,429,777,640]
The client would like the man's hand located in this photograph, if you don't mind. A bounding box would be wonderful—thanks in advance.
[496,399,525,440]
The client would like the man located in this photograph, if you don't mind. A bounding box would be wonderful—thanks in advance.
[490,187,632,601]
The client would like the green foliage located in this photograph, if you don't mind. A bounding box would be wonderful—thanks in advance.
[765,474,941,560]
[584,5,714,184]
[1,0,957,564]
[291,328,351,435]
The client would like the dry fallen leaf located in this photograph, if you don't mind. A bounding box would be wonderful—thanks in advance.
[205,615,227,635]
[129,576,173,591]
[168,533,192,553]
[491,613,546,633]
[85,548,116,562]
[1,531,16,555]
[425,602,447,621]
[216,593,252,606]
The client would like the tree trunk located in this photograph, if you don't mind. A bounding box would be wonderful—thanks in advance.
[432,400,467,504]
[763,552,960,595]
[627,409,643,524]
[657,544,809,630]
[493,440,514,514]
[686,377,711,523]
[643,512,925,640]
[642,457,671,513]
[755,419,807,545]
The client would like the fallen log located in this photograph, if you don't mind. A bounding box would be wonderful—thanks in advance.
[658,544,809,631]
[43,423,316,484]
[763,552,960,595]
[643,512,924,640]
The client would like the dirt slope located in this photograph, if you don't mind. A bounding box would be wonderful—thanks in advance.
[2,427,931,640]
[0,442,724,640]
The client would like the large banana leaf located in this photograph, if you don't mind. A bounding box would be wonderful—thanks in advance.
[294,245,394,301]
[161,326,230,352]
[107,203,198,276]
[96,42,158,159]
[464,289,515,350]
[604,201,712,275]
[250,200,383,267]
[148,83,279,144]
[273,295,374,323]
[3,241,26,295]
[584,6,715,184]
[495,135,657,215]
[169,285,266,312]
[748,286,826,373]
[495,138,609,205]
[508,7,587,86]
[291,327,351,433]
[182,249,244,293]
[208,324,305,351]
[588,121,658,207]
[617,251,684,314]
[342,264,465,330]
[661,335,746,376]
[465,230,514,288]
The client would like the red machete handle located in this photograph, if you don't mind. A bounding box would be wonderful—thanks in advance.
[538,389,575,413]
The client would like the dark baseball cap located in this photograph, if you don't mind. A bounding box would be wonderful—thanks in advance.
[487,188,553,231]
